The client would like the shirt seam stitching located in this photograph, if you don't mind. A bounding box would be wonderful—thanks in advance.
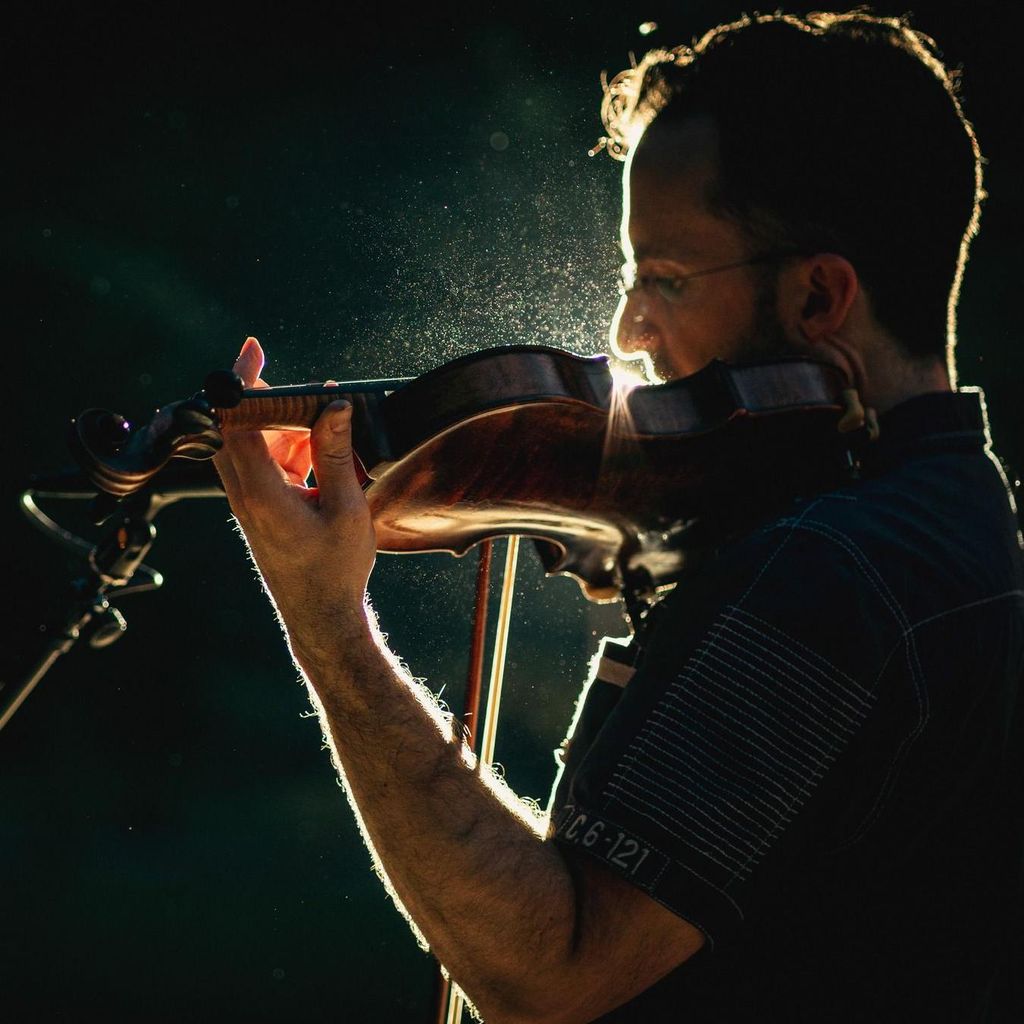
[831,587,1024,850]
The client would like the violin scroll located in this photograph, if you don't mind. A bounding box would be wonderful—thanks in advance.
[70,370,247,499]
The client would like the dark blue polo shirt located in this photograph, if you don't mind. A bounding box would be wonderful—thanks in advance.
[549,389,1024,1022]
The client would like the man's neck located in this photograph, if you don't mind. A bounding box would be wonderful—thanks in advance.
[864,351,952,415]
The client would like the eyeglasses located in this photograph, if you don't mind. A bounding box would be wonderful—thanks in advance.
[617,250,802,305]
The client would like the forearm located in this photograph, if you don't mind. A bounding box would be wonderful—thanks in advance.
[290,599,577,1022]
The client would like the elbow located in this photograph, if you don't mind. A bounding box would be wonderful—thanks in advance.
[464,964,599,1024]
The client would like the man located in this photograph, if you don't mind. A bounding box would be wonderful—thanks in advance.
[214,11,1023,1023]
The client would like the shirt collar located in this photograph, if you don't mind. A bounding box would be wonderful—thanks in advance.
[860,388,990,474]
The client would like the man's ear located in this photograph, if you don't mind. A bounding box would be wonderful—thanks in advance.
[793,253,860,343]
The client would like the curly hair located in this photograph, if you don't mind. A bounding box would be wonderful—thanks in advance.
[596,10,985,364]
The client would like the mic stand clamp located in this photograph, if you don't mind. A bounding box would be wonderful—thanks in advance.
[1,490,166,733]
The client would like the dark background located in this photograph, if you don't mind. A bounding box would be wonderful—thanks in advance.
[1,2,1021,1020]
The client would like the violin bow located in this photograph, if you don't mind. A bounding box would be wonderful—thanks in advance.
[435,535,521,1024]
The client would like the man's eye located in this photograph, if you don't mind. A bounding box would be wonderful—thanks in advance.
[617,267,688,303]
[649,276,686,302]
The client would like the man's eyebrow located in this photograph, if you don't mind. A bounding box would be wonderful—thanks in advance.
[630,247,699,264]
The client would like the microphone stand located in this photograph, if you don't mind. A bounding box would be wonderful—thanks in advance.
[1,474,222,733]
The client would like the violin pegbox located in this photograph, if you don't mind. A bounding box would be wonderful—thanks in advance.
[70,373,240,499]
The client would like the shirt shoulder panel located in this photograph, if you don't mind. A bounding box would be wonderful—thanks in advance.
[553,459,1022,947]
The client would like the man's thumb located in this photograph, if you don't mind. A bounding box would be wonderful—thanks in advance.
[311,400,358,509]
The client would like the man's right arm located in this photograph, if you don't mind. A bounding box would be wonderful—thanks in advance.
[212,349,707,1022]
[297,604,706,1024]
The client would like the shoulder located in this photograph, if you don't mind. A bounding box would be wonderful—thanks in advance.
[648,455,1023,692]
[651,492,904,686]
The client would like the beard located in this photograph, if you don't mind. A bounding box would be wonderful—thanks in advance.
[745,264,800,361]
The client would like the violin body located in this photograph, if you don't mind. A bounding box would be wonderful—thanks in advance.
[71,345,853,600]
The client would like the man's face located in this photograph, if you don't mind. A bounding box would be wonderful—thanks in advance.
[610,115,790,382]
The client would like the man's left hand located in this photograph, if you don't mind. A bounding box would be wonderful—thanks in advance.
[213,337,376,664]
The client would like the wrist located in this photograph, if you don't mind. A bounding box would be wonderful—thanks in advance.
[286,595,376,680]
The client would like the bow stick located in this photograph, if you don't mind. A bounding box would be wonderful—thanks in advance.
[436,535,521,1024]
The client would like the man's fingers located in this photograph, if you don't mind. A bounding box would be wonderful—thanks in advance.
[227,428,300,501]
[282,433,312,486]
[231,336,300,462]
[216,336,300,509]
[233,336,266,388]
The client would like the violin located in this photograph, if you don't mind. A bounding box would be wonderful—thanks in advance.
[69,344,858,604]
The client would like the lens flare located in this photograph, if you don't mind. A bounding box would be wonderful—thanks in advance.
[602,364,647,464]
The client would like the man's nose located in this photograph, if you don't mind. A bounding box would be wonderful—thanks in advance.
[612,293,662,358]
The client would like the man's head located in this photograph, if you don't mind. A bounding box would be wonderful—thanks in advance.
[602,11,984,392]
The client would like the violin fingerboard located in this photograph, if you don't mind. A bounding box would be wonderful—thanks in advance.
[219,393,335,431]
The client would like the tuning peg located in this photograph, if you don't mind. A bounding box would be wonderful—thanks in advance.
[201,370,244,409]
[89,411,131,454]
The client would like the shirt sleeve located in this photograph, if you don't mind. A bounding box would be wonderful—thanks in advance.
[550,502,907,949]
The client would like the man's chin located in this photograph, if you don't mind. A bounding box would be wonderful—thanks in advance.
[651,356,692,383]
